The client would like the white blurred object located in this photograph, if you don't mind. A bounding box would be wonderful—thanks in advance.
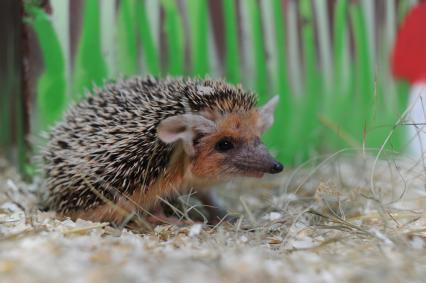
[407,83,426,156]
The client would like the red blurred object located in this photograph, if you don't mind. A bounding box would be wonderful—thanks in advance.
[391,1,426,84]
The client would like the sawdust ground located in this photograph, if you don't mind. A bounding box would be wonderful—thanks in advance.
[1,153,426,283]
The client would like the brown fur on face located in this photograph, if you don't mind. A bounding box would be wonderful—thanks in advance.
[191,110,261,179]
[156,94,282,183]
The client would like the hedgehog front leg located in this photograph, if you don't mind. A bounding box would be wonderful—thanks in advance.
[196,191,236,225]
[146,205,193,225]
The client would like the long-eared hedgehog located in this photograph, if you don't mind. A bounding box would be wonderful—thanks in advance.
[42,76,283,224]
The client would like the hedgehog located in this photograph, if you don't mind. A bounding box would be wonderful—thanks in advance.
[42,76,283,225]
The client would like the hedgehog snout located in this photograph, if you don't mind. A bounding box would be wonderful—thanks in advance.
[232,142,283,176]
[255,145,283,175]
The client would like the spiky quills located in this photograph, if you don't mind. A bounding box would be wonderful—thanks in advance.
[43,76,257,213]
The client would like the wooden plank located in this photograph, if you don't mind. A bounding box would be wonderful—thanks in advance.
[0,0,23,163]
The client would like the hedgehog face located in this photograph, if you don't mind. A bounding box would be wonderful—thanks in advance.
[157,96,283,180]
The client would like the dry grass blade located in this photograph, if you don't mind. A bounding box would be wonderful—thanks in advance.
[62,223,109,235]
[240,197,257,226]
[307,209,378,239]
[318,114,361,148]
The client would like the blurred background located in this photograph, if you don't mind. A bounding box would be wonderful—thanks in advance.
[0,0,418,175]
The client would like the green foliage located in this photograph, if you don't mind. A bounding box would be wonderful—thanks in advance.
[72,0,108,99]
[117,0,138,76]
[297,0,321,161]
[265,0,291,160]
[29,0,410,166]
[136,1,160,76]
[245,0,268,104]
[333,0,348,91]
[223,0,241,84]
[26,4,67,130]
[187,0,209,76]
[162,0,184,75]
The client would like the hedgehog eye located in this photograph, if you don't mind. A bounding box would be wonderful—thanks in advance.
[215,137,234,152]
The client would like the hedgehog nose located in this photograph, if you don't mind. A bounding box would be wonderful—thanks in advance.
[270,161,284,174]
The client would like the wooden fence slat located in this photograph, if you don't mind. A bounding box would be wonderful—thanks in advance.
[0,0,30,173]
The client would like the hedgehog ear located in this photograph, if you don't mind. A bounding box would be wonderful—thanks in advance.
[157,114,216,156]
[258,95,279,133]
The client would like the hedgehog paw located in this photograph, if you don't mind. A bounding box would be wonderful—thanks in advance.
[146,206,193,226]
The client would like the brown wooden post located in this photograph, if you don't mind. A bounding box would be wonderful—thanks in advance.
[0,0,23,161]
[0,0,77,173]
